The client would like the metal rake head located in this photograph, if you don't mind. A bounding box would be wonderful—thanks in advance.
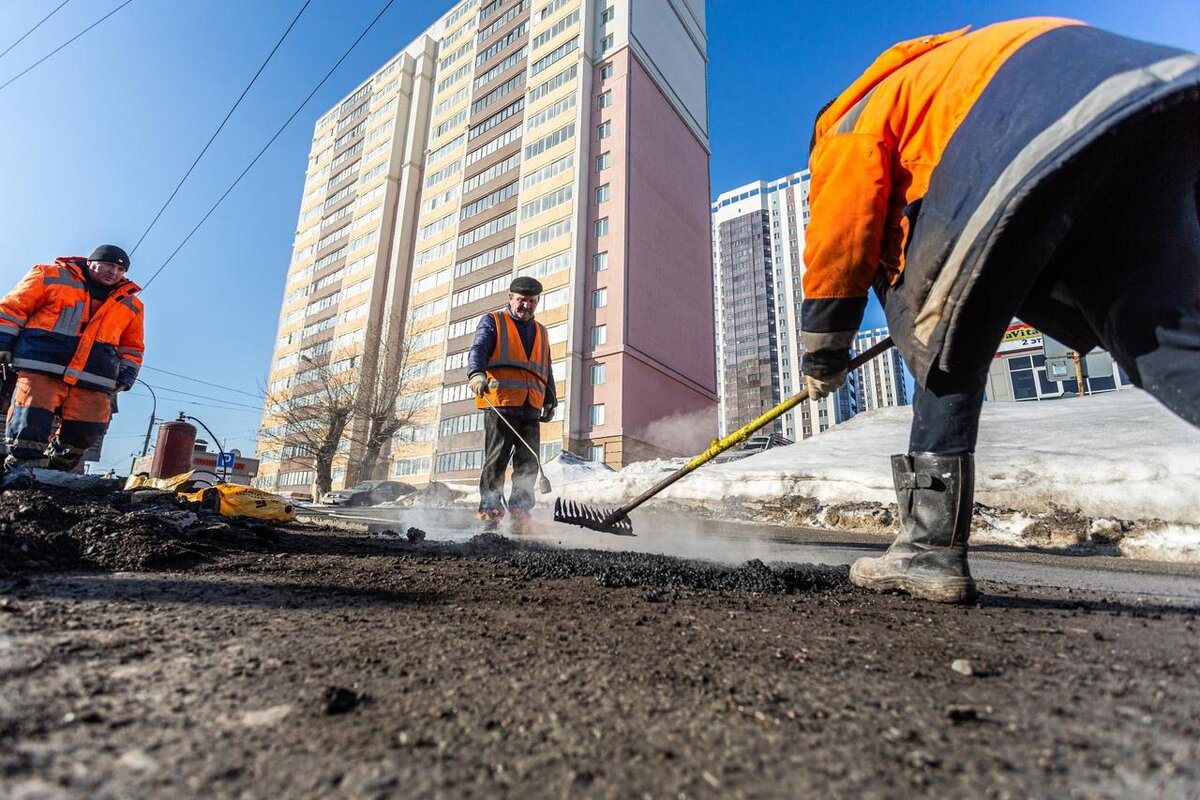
[553,497,635,536]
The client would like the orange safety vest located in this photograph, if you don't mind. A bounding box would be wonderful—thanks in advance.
[476,310,551,411]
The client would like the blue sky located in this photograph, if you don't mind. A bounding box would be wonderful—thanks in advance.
[1,0,1196,470]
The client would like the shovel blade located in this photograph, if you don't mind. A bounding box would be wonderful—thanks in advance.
[553,498,635,535]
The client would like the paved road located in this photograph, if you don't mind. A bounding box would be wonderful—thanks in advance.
[300,504,1200,608]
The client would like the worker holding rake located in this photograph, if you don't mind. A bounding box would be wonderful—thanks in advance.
[468,276,557,532]
[801,18,1200,603]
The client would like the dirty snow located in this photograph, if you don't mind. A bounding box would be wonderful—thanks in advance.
[546,390,1200,561]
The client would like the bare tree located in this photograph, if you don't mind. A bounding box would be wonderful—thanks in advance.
[259,316,429,497]
[259,349,359,498]
[347,335,422,483]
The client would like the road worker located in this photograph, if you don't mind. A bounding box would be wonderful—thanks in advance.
[801,18,1199,602]
[467,276,557,531]
[0,245,145,483]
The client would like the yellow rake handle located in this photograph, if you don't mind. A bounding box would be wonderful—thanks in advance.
[611,337,895,520]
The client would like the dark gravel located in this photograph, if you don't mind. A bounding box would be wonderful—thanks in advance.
[1,515,1197,798]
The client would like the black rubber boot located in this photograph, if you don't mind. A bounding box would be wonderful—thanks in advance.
[850,453,978,604]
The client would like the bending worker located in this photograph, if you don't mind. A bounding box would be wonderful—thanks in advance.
[468,276,557,530]
[801,18,1199,603]
[0,245,144,479]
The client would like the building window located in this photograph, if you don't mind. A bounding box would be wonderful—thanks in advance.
[600,34,614,51]
[593,251,608,272]
[591,362,606,385]
[592,288,607,308]
[595,217,609,237]
[591,324,607,346]
[595,152,611,171]
[589,403,606,425]
[599,63,613,80]
[595,184,610,203]
[600,6,615,23]
[598,91,612,109]
[1007,356,1039,401]
[597,121,611,140]
[588,443,605,462]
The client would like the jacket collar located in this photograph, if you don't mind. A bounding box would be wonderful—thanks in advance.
[815,26,971,145]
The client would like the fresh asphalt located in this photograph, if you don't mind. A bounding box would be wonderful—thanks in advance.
[300,504,1200,609]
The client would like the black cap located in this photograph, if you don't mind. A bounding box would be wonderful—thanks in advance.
[509,275,542,295]
[89,244,130,269]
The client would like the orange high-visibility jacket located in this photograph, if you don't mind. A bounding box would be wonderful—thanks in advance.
[476,310,551,411]
[0,257,145,392]
[800,17,1200,381]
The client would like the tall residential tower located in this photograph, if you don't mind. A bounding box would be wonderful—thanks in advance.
[711,171,857,441]
[258,0,716,495]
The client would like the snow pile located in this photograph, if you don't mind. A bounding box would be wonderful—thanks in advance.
[550,390,1200,561]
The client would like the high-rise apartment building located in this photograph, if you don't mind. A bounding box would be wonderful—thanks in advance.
[854,327,909,412]
[711,171,857,441]
[258,0,716,494]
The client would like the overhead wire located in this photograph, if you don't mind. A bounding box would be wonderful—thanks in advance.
[138,365,264,399]
[135,383,265,411]
[130,0,315,255]
[0,0,72,63]
[0,0,135,95]
[140,0,399,290]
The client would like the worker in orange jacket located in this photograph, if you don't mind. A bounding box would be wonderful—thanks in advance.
[0,245,145,480]
[467,275,557,531]
[802,18,1199,602]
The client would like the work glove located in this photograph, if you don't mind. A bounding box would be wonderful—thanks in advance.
[468,373,488,397]
[0,350,11,366]
[805,371,846,401]
[539,403,556,423]
[114,382,131,393]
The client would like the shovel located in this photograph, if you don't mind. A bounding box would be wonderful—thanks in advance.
[554,337,895,535]
[480,388,552,494]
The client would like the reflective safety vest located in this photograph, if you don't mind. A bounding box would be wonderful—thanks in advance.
[476,310,551,410]
[0,257,145,392]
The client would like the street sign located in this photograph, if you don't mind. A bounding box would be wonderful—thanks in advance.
[216,452,235,470]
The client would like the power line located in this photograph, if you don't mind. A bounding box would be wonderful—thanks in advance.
[0,0,134,95]
[139,364,264,399]
[130,0,315,256]
[141,0,399,290]
[126,390,261,415]
[0,0,72,63]
[137,382,265,411]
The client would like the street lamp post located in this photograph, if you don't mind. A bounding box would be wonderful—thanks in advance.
[138,378,158,458]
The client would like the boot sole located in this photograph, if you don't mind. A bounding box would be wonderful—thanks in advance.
[850,561,978,604]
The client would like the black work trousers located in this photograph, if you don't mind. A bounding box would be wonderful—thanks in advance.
[479,410,540,513]
[910,110,1200,455]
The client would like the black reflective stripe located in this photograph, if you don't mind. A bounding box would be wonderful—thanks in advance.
[835,86,877,135]
[0,321,21,334]
[491,379,544,390]
[119,297,141,315]
[0,311,25,326]
[117,347,141,356]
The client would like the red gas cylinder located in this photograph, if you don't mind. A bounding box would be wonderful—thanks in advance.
[150,420,197,478]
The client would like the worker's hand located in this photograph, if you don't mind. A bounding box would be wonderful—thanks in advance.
[468,373,488,397]
[539,403,556,423]
[805,371,846,401]
[0,350,11,366]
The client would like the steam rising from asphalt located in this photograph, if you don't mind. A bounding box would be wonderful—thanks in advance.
[637,408,718,457]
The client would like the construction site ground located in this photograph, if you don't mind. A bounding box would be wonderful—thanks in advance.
[2,489,1198,799]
